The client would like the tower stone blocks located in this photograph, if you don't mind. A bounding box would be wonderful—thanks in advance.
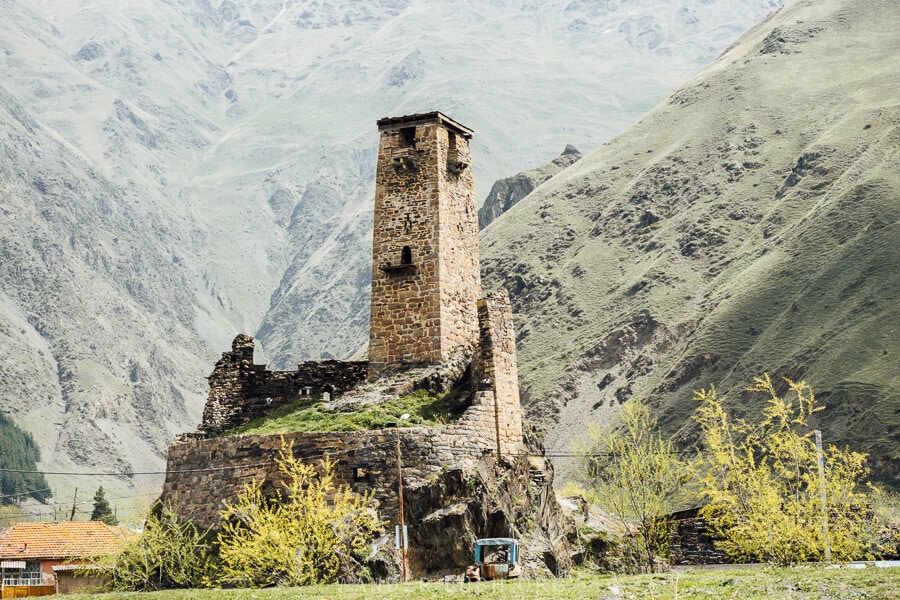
[474,290,524,455]
[368,112,481,376]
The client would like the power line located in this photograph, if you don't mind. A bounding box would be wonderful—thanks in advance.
[0,465,263,477]
[1,435,878,479]
[0,440,401,478]
[0,487,52,500]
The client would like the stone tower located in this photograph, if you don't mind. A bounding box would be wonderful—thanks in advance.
[368,112,481,375]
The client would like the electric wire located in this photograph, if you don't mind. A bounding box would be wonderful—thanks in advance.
[0,439,402,478]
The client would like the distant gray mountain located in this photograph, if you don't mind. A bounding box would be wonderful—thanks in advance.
[0,0,784,512]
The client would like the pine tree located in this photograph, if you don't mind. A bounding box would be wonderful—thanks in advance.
[90,486,118,525]
[0,411,50,504]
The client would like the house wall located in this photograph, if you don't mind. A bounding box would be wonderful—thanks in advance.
[39,560,61,583]
[54,572,107,595]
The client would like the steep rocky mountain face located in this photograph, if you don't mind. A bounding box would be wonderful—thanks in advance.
[1,0,784,510]
[481,0,900,485]
[479,145,583,230]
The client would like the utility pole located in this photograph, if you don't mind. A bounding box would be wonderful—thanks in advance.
[491,385,501,458]
[815,430,831,562]
[69,487,78,522]
[395,414,410,582]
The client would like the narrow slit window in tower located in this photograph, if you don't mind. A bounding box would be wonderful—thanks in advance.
[399,126,416,148]
[400,246,412,265]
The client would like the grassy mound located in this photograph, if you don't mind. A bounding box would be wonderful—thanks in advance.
[229,389,466,436]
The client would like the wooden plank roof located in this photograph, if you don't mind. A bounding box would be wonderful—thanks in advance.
[376,112,474,138]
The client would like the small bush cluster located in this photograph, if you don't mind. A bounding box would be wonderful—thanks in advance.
[694,375,876,564]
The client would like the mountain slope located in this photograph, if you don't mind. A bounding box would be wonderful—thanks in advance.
[480,0,900,484]
[238,0,788,367]
[0,84,210,503]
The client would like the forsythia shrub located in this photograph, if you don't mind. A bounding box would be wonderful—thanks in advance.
[695,374,876,565]
[577,400,689,572]
[216,440,383,587]
[99,502,213,591]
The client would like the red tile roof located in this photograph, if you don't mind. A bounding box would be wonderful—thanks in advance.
[0,522,126,560]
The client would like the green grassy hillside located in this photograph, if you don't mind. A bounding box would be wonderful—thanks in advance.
[480,0,899,484]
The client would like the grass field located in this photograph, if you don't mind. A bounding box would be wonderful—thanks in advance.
[54,567,899,599]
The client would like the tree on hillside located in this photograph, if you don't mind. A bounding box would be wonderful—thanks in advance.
[216,440,383,587]
[576,400,689,572]
[0,411,50,504]
[90,486,118,525]
[695,374,876,565]
[97,501,212,591]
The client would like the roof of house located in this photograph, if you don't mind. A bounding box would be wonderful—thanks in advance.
[0,522,126,560]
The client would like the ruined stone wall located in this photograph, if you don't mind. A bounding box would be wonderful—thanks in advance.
[669,512,726,565]
[368,114,480,375]
[473,290,524,456]
[200,335,367,434]
[164,384,508,530]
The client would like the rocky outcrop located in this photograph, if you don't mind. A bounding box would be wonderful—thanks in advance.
[478,145,582,229]
[406,456,571,578]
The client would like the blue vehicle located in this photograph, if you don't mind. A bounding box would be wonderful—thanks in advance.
[464,538,522,581]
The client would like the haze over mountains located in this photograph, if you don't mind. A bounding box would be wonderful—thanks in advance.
[3,0,798,508]
[481,0,900,483]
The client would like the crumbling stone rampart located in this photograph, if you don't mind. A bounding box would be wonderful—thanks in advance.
[473,290,524,455]
[165,384,503,530]
[668,508,726,565]
[199,334,367,434]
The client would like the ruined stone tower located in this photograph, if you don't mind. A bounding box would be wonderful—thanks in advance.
[164,113,538,564]
[368,112,481,375]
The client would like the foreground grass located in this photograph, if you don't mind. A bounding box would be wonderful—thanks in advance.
[58,567,899,599]
[230,389,463,436]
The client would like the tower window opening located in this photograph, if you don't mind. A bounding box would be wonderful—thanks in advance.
[401,246,412,265]
[399,126,417,148]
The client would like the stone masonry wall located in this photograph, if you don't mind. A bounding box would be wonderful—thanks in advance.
[200,334,367,434]
[669,509,727,565]
[163,386,504,530]
[368,113,480,376]
[435,121,481,365]
[473,290,524,456]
